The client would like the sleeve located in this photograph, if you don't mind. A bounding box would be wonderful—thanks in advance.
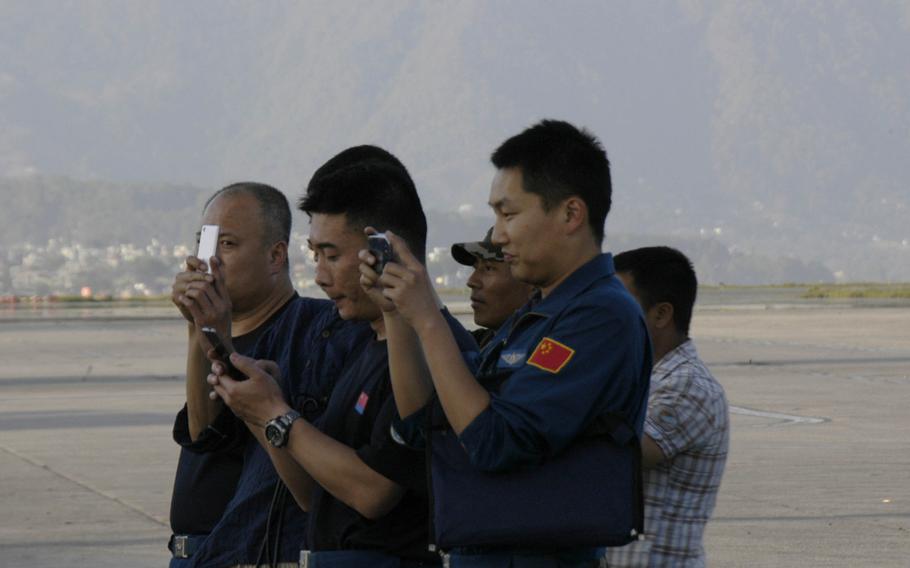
[356,396,427,493]
[390,405,429,450]
[389,310,481,451]
[172,404,249,453]
[457,301,650,472]
[644,364,719,459]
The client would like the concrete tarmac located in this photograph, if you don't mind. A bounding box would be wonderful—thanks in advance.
[0,305,908,567]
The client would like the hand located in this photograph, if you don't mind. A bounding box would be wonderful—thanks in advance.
[171,255,213,323]
[365,230,443,332]
[207,354,291,428]
[178,256,233,343]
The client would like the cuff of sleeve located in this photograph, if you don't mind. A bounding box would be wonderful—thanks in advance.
[644,414,680,459]
[172,404,191,445]
[391,405,429,449]
[173,405,244,453]
[456,404,499,470]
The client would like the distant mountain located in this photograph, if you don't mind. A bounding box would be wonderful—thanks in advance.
[0,2,907,280]
[0,176,209,248]
[0,175,832,287]
[0,175,492,251]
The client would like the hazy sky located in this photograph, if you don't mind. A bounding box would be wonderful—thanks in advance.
[1,1,909,280]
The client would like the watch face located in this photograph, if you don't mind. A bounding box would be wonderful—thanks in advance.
[265,423,284,447]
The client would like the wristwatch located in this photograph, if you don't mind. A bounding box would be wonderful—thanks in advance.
[265,410,301,448]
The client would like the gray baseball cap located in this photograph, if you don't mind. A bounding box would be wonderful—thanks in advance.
[451,227,504,266]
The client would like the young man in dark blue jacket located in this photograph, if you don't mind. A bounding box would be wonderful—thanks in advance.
[363,120,652,567]
[209,148,478,567]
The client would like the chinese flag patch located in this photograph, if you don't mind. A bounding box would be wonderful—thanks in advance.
[527,337,575,374]
[354,391,369,415]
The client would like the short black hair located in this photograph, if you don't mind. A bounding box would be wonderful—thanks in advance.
[204,182,292,247]
[299,146,427,261]
[309,145,410,189]
[491,119,611,245]
[614,246,697,335]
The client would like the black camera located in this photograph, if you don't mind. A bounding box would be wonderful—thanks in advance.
[367,233,393,274]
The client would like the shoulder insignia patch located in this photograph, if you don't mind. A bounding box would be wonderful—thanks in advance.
[527,337,575,374]
[500,350,526,367]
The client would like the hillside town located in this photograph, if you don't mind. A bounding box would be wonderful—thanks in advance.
[0,235,468,302]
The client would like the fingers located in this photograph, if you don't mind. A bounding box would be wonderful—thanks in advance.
[182,295,205,325]
[384,231,420,270]
[176,264,233,331]
[255,359,282,379]
[359,271,376,292]
[173,266,212,292]
[206,349,222,366]
[208,366,233,390]
[358,251,381,287]
[172,267,214,316]
[378,261,410,282]
[183,285,216,324]
[357,244,408,287]
[208,373,229,401]
[229,353,273,381]
[184,279,216,302]
[358,247,378,268]
[185,255,203,272]
[207,355,285,425]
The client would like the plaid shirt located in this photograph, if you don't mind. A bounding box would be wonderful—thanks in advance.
[604,340,729,567]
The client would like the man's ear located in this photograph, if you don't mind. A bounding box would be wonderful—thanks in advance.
[651,301,675,330]
[563,196,588,235]
[269,241,289,274]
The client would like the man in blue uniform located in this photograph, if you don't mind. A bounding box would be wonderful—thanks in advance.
[362,120,652,567]
[208,148,478,567]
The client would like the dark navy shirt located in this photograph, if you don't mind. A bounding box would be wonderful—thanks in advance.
[169,297,292,536]
[307,310,478,562]
[175,296,372,567]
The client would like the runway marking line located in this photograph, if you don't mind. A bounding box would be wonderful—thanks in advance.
[730,405,828,425]
[0,442,168,529]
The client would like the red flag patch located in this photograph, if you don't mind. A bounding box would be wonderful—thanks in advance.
[527,337,575,374]
[354,391,369,415]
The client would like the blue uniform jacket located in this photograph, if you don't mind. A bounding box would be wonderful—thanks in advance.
[457,253,652,472]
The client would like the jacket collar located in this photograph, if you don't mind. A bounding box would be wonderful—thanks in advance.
[530,253,616,317]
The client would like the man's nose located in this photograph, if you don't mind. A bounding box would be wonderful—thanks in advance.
[314,261,331,289]
[491,223,507,247]
[467,268,482,290]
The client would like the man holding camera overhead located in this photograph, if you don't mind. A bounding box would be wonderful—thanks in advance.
[362,119,652,567]
[208,147,478,567]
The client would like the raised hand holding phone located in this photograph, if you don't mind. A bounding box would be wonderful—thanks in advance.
[368,230,442,329]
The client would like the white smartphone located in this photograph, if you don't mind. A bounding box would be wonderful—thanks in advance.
[196,224,220,273]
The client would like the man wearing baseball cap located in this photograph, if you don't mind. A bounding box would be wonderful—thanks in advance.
[451,227,534,348]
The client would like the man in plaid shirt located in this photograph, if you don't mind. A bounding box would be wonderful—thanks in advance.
[604,247,729,567]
